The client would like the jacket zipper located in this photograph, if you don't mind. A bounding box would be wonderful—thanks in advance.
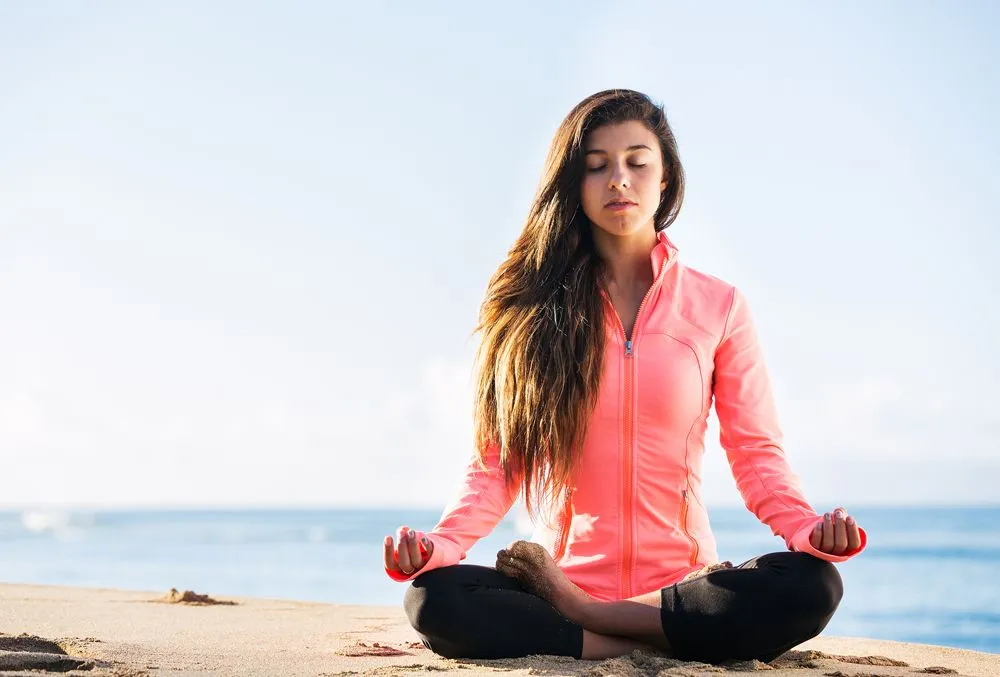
[621,337,635,598]
[605,287,656,600]
[680,489,700,566]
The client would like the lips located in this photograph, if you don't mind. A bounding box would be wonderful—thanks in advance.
[605,199,637,211]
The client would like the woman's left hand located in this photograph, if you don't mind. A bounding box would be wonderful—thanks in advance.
[809,507,863,555]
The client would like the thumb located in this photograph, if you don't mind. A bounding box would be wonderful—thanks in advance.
[418,533,433,560]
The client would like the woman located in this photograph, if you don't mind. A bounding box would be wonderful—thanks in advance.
[381,89,867,664]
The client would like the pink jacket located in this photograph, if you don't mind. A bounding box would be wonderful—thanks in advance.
[387,231,868,600]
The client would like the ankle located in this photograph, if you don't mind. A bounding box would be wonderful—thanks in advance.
[561,594,598,625]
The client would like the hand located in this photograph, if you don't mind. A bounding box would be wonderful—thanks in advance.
[384,526,434,577]
[808,507,863,556]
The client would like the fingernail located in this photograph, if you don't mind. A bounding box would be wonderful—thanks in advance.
[422,536,429,546]
[847,516,855,525]
[824,513,831,521]
[814,524,822,531]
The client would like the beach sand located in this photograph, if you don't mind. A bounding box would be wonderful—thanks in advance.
[0,582,995,677]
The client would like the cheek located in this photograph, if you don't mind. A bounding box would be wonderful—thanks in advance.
[641,176,664,206]
[580,176,603,214]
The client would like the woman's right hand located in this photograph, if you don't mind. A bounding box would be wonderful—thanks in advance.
[384,526,434,577]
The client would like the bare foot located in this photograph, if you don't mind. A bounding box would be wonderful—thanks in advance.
[680,560,734,583]
[496,540,593,619]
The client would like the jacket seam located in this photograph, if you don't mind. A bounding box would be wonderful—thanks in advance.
[729,447,801,514]
[715,286,803,527]
[442,454,516,541]
[662,333,704,499]
[721,286,737,341]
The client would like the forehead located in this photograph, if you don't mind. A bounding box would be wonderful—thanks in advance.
[584,120,658,151]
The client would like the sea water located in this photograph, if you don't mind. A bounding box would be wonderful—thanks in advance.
[0,505,996,654]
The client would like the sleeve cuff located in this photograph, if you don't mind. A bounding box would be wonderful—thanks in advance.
[789,518,868,563]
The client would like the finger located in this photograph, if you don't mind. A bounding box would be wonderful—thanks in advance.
[810,521,823,549]
[846,515,862,551]
[821,512,835,553]
[397,531,414,574]
[395,525,408,555]
[833,510,848,554]
[383,536,399,571]
[407,529,422,567]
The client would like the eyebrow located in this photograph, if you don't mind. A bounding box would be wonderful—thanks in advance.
[584,144,654,155]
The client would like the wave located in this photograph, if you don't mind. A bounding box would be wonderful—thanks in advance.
[19,509,95,538]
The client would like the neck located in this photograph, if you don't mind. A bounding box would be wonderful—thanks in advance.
[592,225,657,289]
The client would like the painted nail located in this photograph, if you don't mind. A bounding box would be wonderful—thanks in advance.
[847,516,855,525]
[824,513,831,521]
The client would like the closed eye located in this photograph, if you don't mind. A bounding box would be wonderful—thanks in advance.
[586,163,647,173]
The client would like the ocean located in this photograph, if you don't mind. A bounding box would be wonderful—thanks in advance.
[1,506,997,654]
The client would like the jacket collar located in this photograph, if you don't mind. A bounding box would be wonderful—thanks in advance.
[651,229,679,279]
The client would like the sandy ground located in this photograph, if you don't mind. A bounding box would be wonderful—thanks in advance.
[0,582,996,677]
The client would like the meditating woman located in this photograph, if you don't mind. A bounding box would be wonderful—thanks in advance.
[382,88,867,664]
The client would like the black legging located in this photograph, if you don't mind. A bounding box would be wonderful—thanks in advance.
[403,551,843,664]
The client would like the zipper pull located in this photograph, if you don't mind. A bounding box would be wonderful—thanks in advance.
[625,339,633,357]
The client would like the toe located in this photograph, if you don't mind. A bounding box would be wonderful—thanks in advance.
[497,557,527,581]
[496,549,513,568]
[497,549,523,570]
[510,540,548,565]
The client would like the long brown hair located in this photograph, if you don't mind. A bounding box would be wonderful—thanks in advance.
[472,89,686,522]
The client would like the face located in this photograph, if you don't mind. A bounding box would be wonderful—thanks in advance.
[579,121,667,240]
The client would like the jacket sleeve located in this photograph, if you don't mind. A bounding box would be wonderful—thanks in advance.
[385,441,520,582]
[712,287,867,563]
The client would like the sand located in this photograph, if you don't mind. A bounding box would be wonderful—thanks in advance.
[0,582,996,677]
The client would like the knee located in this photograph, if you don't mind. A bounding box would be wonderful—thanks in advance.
[402,568,462,640]
[794,555,844,619]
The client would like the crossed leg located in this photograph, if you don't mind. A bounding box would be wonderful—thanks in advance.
[496,540,844,664]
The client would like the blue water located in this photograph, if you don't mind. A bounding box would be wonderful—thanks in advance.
[1,506,997,654]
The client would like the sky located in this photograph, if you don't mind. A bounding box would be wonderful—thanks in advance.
[1,1,997,510]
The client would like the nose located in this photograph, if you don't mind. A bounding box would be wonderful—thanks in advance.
[609,166,630,191]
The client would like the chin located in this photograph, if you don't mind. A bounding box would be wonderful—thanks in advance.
[594,218,644,238]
